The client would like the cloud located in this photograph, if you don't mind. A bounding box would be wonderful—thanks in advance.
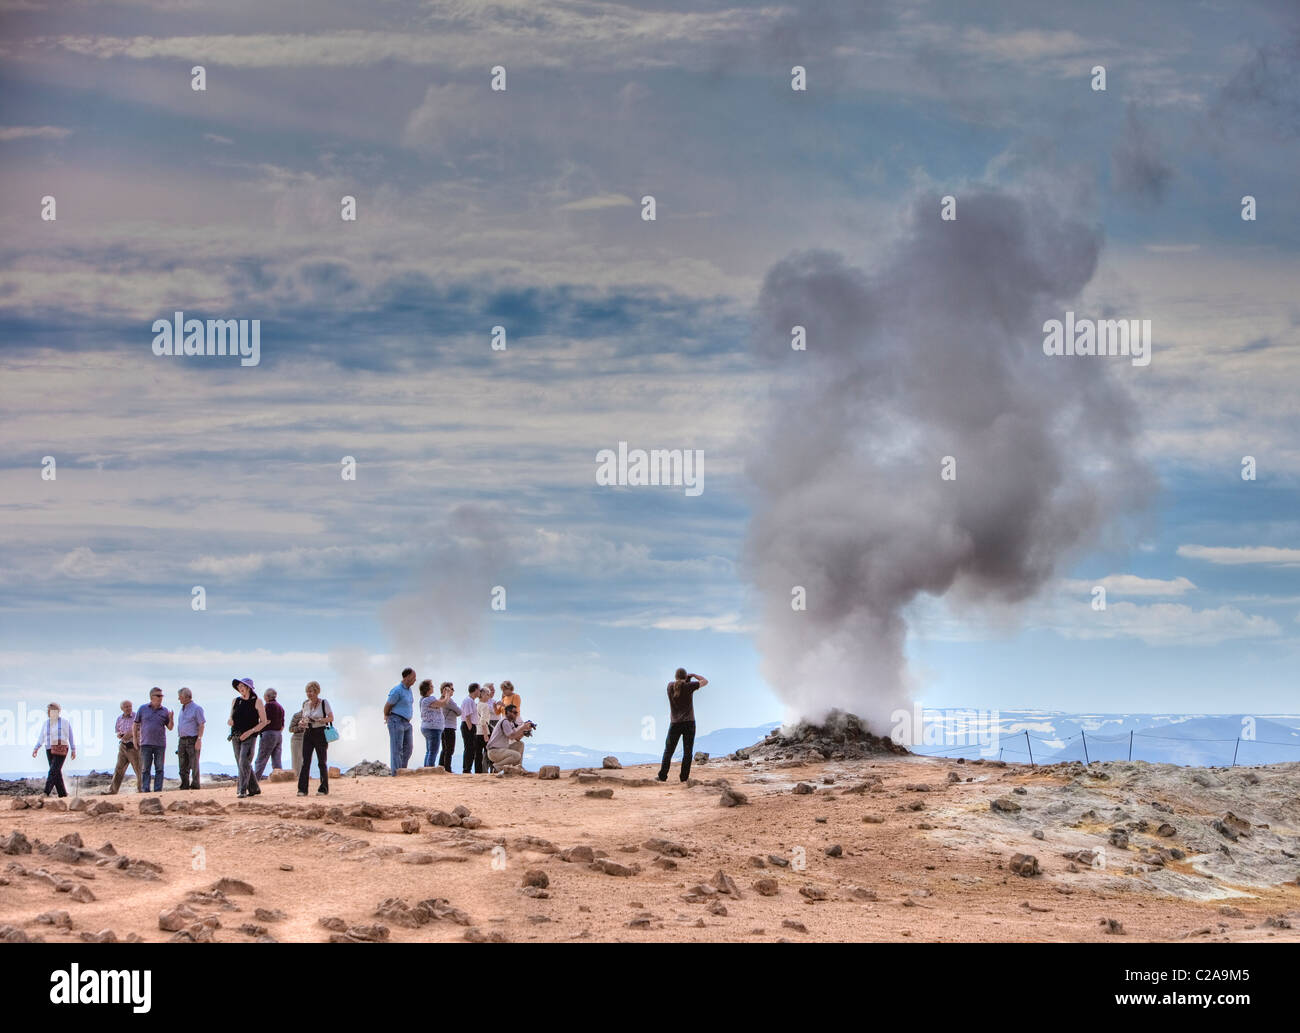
[1060,574,1196,597]
[0,125,71,141]
[558,193,636,212]
[1177,545,1300,566]
[1054,600,1281,646]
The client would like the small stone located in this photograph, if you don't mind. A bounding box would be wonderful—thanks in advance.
[825,844,843,858]
[212,877,255,896]
[68,885,96,903]
[754,878,779,896]
[585,789,614,800]
[991,797,1021,814]
[602,756,622,770]
[782,919,808,933]
[537,766,560,780]
[767,854,790,868]
[400,818,420,834]
[1009,853,1040,877]
[799,886,828,901]
[560,845,595,863]
[138,797,164,815]
[719,786,748,807]
[792,782,814,795]
[460,815,483,829]
[522,869,549,889]
[428,810,461,827]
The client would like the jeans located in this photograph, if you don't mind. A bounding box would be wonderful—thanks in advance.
[177,736,200,789]
[234,734,260,796]
[387,715,412,775]
[439,727,457,772]
[298,727,329,793]
[44,750,68,797]
[422,727,441,766]
[254,730,283,779]
[460,722,482,773]
[140,743,165,792]
[658,721,696,782]
[109,742,142,794]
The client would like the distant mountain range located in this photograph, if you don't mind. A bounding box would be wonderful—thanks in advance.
[5,712,1298,781]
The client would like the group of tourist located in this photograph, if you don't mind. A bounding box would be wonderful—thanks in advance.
[29,666,707,796]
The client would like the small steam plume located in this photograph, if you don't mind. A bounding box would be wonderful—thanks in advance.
[744,187,1152,733]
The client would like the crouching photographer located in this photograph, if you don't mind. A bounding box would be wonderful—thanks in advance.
[485,704,535,771]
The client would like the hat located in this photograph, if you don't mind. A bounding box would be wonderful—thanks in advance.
[232,677,255,692]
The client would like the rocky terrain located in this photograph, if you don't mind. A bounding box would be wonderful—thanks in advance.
[1,737,1297,942]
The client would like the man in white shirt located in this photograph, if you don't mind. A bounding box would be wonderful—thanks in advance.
[486,704,534,770]
[459,685,482,773]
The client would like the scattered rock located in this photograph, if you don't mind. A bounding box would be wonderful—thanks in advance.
[799,886,828,901]
[754,878,779,896]
[719,786,748,807]
[825,844,843,858]
[522,869,549,889]
[560,845,595,863]
[990,797,1021,814]
[643,838,689,857]
[428,810,461,827]
[400,818,420,834]
[1009,853,1040,877]
[212,877,255,896]
[138,797,164,816]
[585,789,614,800]
[1099,917,1125,935]
[601,756,622,770]
[792,782,814,795]
[464,927,508,943]
[781,919,808,933]
[590,858,638,877]
[538,766,560,780]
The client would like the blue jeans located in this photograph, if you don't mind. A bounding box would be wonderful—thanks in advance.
[235,735,260,796]
[422,727,441,766]
[254,729,283,779]
[387,715,412,775]
[140,744,165,792]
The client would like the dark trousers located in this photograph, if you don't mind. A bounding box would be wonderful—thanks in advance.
[460,722,483,773]
[177,736,200,789]
[439,727,457,772]
[298,727,329,793]
[44,750,68,797]
[658,721,696,782]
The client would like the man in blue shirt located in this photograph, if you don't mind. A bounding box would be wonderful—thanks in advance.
[383,667,417,776]
[175,687,206,790]
[133,688,174,793]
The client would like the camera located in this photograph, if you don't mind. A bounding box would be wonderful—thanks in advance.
[521,720,536,738]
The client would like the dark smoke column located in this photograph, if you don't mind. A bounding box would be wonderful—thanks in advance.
[743,189,1152,732]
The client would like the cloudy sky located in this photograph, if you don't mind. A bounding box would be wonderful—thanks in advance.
[1,0,1297,770]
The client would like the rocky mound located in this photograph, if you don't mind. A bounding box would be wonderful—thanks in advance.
[734,710,909,763]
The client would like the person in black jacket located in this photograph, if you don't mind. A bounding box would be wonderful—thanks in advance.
[657,667,708,783]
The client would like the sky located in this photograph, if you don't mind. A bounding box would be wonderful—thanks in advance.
[0,0,1297,773]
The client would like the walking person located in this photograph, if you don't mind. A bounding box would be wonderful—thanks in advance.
[656,668,708,783]
[228,677,268,798]
[254,688,285,780]
[289,707,304,776]
[175,687,206,790]
[459,684,482,773]
[134,688,173,793]
[107,699,142,794]
[31,702,76,798]
[384,668,416,776]
[437,682,460,772]
[296,681,334,796]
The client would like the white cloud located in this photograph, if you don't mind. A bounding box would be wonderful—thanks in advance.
[1177,545,1300,566]
[0,125,71,141]
[1060,574,1196,597]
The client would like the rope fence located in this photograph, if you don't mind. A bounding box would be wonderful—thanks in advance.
[910,727,1300,767]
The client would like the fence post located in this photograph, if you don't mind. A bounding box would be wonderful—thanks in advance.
[1231,737,1240,767]
[1128,730,1133,762]
[1025,730,1034,768]
[1082,731,1089,765]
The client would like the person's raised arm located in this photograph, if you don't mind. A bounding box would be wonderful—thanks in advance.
[690,674,708,687]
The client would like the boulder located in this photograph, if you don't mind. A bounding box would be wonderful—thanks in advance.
[428,811,461,827]
[754,878,779,896]
[990,797,1021,814]
[537,766,560,780]
[521,870,549,889]
[159,906,199,932]
[560,845,595,863]
[601,756,622,770]
[792,782,814,795]
[212,877,255,896]
[1009,853,1040,877]
[693,752,709,764]
[269,771,296,783]
[138,797,164,816]
[400,818,420,834]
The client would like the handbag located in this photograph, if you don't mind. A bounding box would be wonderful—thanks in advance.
[50,719,69,756]
[322,700,340,743]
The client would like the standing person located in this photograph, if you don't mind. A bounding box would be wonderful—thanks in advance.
[656,668,708,783]
[228,677,268,799]
[383,668,416,776]
[497,680,521,718]
[175,688,206,790]
[108,700,142,795]
[289,707,304,776]
[296,681,334,796]
[133,688,173,794]
[254,688,285,780]
[485,704,534,771]
[459,684,481,774]
[476,684,497,773]
[437,682,460,772]
[418,680,442,767]
[30,702,76,798]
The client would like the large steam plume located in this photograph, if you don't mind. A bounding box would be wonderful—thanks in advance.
[744,188,1151,732]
